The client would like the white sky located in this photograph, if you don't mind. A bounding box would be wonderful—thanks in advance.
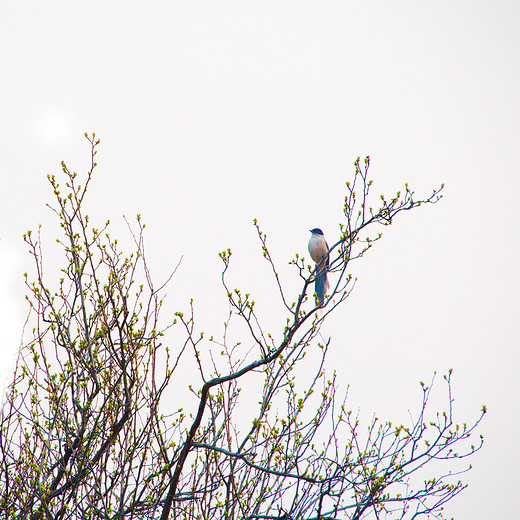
[1,2,519,518]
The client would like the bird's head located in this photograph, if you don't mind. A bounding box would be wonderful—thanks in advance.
[309,228,324,236]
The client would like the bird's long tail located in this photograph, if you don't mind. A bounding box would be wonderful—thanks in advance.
[315,266,330,307]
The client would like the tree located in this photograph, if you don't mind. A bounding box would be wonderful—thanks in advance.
[0,134,484,520]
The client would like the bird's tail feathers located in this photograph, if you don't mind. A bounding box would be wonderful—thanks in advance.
[315,269,329,308]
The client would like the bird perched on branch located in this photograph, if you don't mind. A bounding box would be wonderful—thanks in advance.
[308,228,330,307]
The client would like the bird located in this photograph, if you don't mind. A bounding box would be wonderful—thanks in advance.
[308,228,330,307]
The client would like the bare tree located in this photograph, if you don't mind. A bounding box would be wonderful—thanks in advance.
[0,135,485,520]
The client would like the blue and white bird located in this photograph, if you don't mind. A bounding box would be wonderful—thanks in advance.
[308,228,330,307]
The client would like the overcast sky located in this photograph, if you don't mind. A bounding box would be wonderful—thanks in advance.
[1,2,519,518]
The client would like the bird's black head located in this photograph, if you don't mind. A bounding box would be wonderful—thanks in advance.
[309,228,324,235]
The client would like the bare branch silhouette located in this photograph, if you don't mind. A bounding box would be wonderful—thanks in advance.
[1,137,484,520]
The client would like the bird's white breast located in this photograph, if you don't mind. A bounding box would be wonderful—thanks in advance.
[308,235,328,264]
